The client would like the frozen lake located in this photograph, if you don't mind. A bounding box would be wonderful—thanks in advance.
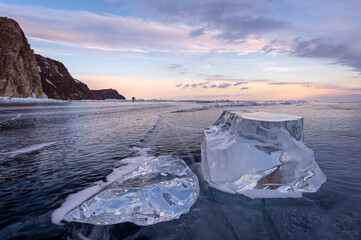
[0,100,360,239]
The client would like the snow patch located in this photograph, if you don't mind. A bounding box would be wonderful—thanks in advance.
[45,78,57,88]
[54,66,63,77]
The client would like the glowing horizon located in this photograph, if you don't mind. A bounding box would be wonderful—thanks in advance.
[0,0,360,100]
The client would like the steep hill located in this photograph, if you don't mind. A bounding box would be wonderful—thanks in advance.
[0,17,45,98]
[36,54,97,100]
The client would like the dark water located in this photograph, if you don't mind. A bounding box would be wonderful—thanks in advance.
[0,101,360,240]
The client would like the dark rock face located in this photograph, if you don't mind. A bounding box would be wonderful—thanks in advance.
[0,17,45,98]
[36,54,126,100]
[91,89,125,100]
[35,54,98,100]
[0,17,126,100]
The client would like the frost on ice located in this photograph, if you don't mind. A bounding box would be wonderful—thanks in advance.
[63,155,199,226]
[201,111,326,198]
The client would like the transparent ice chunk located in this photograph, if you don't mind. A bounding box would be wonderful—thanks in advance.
[201,111,326,198]
[64,155,199,225]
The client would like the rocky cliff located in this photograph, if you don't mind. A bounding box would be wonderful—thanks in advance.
[36,54,125,100]
[91,89,125,100]
[35,54,98,100]
[1,17,126,101]
[0,17,45,98]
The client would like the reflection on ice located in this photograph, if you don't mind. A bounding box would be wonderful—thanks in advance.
[63,155,199,226]
[202,111,327,198]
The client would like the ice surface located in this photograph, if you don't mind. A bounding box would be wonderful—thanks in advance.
[0,142,56,158]
[62,155,199,226]
[0,97,63,103]
[171,100,305,113]
[0,113,22,124]
[11,113,21,120]
[201,111,326,198]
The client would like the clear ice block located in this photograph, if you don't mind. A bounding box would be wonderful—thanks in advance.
[64,155,199,225]
[201,111,326,198]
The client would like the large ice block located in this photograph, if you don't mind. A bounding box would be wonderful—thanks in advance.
[64,155,199,225]
[201,111,326,198]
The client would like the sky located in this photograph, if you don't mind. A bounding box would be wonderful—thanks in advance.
[0,0,360,100]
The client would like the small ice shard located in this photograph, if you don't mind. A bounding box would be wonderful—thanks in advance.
[64,155,199,226]
[201,111,326,198]
[0,142,56,158]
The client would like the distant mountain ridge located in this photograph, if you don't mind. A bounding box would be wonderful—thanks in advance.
[0,17,126,100]
[90,89,126,100]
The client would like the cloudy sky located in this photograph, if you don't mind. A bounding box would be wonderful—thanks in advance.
[1,0,360,100]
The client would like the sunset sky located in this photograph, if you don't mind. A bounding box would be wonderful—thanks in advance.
[0,0,360,100]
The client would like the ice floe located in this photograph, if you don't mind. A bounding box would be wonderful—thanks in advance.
[201,111,326,198]
[52,148,199,226]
